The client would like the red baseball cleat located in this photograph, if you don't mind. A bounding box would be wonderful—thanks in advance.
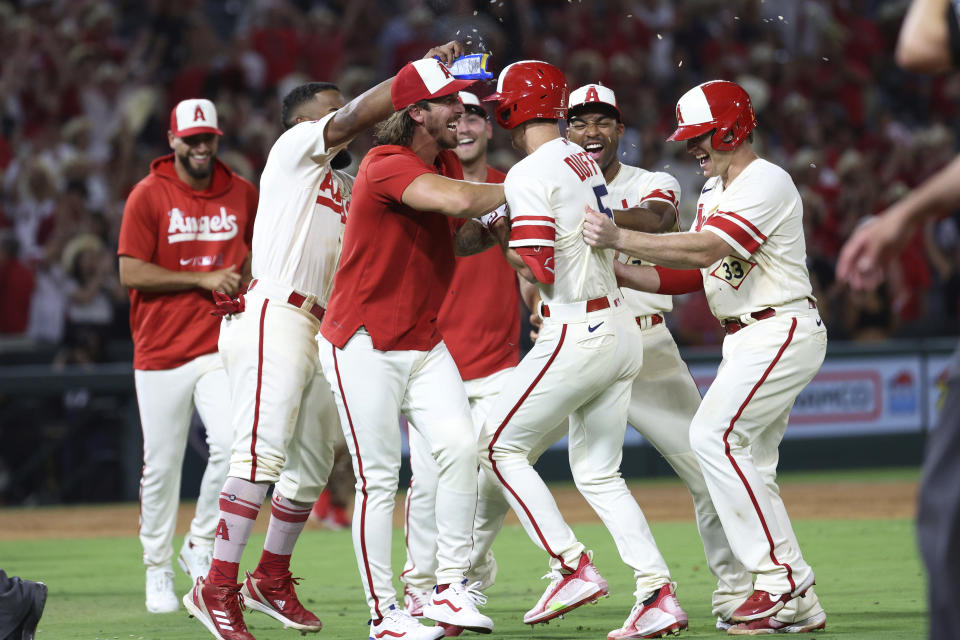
[183,577,255,640]
[240,571,322,632]
[730,574,815,622]
[727,611,827,635]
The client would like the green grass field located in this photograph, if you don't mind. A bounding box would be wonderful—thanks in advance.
[0,473,925,639]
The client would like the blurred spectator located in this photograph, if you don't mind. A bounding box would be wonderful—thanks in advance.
[0,231,34,334]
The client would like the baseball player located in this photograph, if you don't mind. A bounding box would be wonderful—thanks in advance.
[566,83,754,636]
[183,43,465,640]
[400,91,521,631]
[318,59,506,640]
[117,98,256,615]
[478,60,685,635]
[583,80,828,635]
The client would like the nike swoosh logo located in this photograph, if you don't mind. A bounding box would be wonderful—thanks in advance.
[588,322,603,332]
[701,187,714,193]
[179,258,193,265]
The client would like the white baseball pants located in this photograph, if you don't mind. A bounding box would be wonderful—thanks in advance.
[402,366,514,591]
[625,320,752,615]
[690,310,827,597]
[479,302,673,590]
[218,287,338,504]
[319,331,479,619]
[135,352,233,568]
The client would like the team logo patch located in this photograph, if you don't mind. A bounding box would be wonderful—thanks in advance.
[709,256,755,289]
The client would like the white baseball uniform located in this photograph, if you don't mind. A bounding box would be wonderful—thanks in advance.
[118,154,257,572]
[688,158,826,601]
[478,138,670,594]
[610,164,753,616]
[218,112,347,503]
[320,147,479,619]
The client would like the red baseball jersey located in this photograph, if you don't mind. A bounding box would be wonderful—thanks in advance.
[439,166,519,381]
[321,146,464,351]
[118,155,257,370]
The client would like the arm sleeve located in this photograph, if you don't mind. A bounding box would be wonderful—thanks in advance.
[505,170,556,283]
[638,172,681,214]
[272,112,345,168]
[368,152,435,204]
[654,266,704,294]
[700,171,796,259]
[117,185,158,261]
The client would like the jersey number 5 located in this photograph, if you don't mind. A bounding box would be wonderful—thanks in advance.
[592,184,613,219]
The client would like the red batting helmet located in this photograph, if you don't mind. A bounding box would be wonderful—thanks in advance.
[667,80,757,151]
[484,60,567,129]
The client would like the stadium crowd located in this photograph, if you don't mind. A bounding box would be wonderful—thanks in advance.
[1,0,958,364]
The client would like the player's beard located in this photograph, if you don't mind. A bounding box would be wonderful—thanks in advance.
[177,150,214,181]
[428,118,458,150]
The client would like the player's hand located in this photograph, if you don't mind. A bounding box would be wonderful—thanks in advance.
[837,208,914,291]
[197,265,242,296]
[583,205,621,249]
[424,41,463,65]
[529,310,543,343]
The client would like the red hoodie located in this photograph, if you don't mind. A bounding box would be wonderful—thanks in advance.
[118,154,257,370]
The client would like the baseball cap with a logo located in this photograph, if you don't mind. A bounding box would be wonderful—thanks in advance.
[391,59,476,111]
[459,91,487,118]
[568,84,622,121]
[170,98,224,138]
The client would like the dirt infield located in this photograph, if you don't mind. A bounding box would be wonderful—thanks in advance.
[0,477,917,540]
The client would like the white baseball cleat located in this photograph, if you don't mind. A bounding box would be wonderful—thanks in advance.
[421,580,493,633]
[145,566,179,613]
[369,605,444,640]
[607,583,688,639]
[523,552,609,625]
[178,537,213,581]
[404,584,432,617]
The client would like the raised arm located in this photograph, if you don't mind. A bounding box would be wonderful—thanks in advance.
[325,41,464,149]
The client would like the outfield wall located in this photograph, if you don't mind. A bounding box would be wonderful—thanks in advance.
[0,338,952,503]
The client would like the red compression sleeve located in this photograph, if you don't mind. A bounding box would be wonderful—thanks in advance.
[654,266,703,294]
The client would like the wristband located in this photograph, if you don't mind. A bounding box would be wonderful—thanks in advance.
[654,266,703,294]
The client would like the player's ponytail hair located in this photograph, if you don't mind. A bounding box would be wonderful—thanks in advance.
[374,100,428,147]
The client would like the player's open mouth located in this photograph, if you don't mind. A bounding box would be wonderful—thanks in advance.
[584,142,604,161]
[458,136,476,147]
[695,153,709,168]
[191,153,211,164]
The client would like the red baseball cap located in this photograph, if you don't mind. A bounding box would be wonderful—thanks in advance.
[170,98,223,138]
[391,59,476,111]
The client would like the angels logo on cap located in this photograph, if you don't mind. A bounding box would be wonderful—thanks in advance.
[568,84,621,120]
[170,99,224,138]
[391,59,476,111]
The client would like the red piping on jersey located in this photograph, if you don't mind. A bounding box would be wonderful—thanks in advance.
[333,344,381,618]
[249,299,269,481]
[720,210,767,241]
[722,317,798,592]
[487,325,572,572]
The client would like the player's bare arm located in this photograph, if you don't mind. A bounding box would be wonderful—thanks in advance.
[119,255,242,295]
[838,152,960,290]
[324,41,463,149]
[612,261,661,293]
[401,173,505,218]
[613,200,677,234]
[583,205,730,269]
[453,220,496,256]
[896,0,951,71]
